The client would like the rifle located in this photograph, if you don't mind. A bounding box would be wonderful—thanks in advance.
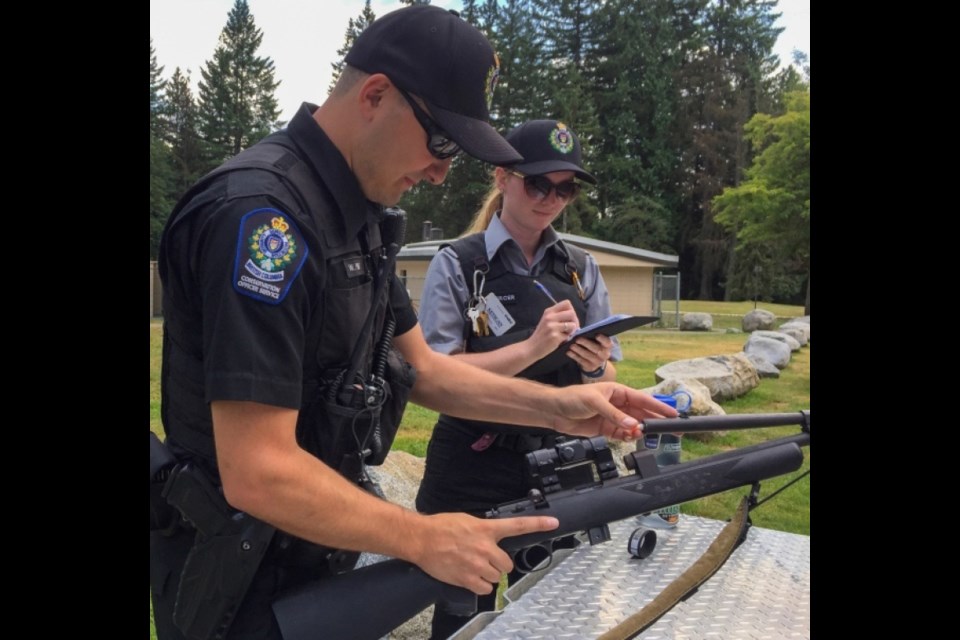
[271,410,810,640]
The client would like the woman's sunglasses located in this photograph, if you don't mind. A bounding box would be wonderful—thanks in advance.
[507,170,582,202]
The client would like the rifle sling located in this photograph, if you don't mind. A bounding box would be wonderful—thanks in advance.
[597,496,751,640]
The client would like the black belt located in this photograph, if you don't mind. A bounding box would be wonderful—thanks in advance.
[491,432,567,452]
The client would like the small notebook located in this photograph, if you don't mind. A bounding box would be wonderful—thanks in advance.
[521,314,660,377]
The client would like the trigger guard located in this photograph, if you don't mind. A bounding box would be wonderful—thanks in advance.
[515,543,553,573]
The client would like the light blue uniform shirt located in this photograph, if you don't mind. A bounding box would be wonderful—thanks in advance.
[419,212,623,361]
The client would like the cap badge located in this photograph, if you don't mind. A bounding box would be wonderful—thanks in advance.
[550,122,575,154]
[485,53,501,110]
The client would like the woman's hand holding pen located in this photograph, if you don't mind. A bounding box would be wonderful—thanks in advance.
[526,300,580,361]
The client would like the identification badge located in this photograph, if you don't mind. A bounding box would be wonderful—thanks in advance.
[483,292,516,336]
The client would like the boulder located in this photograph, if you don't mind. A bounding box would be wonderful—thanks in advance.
[642,378,724,417]
[654,353,759,402]
[779,320,810,344]
[680,312,713,331]
[751,330,801,352]
[743,334,791,369]
[745,353,781,378]
[742,309,777,332]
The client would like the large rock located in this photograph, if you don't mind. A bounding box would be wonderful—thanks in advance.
[743,334,792,369]
[742,309,777,332]
[751,330,801,352]
[745,353,781,378]
[779,320,810,345]
[654,353,759,402]
[642,378,724,417]
[367,450,425,509]
[680,312,713,331]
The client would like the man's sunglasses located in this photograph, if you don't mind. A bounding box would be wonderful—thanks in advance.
[397,88,461,160]
[507,170,582,202]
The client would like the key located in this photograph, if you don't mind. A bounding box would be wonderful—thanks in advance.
[477,310,490,336]
[467,307,481,335]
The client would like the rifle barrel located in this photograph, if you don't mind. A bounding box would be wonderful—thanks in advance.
[642,410,809,435]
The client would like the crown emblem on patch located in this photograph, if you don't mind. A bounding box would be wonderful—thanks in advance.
[550,122,575,154]
[249,216,298,273]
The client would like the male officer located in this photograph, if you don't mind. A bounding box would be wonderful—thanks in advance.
[151,6,675,639]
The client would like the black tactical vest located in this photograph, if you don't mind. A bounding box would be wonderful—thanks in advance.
[437,233,589,436]
[159,136,396,475]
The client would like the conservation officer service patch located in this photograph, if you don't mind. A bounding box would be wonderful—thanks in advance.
[233,208,308,304]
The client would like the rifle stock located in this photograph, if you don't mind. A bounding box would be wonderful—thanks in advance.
[271,411,810,640]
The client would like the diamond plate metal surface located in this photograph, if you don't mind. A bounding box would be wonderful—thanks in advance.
[453,515,809,640]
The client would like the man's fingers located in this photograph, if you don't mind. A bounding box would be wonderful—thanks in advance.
[490,515,560,543]
[463,577,497,596]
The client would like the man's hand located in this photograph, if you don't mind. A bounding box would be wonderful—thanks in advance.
[549,383,679,441]
[410,512,560,595]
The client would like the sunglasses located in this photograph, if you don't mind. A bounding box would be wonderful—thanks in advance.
[507,170,582,202]
[397,88,461,160]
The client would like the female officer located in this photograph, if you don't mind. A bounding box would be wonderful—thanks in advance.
[415,119,620,638]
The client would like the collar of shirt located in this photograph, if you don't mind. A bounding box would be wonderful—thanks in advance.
[483,211,561,275]
[286,102,384,238]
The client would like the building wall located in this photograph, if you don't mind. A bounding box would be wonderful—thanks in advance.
[601,266,654,316]
[396,258,656,317]
[152,254,662,319]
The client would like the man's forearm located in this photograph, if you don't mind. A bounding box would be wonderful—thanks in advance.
[211,401,432,563]
[395,327,559,428]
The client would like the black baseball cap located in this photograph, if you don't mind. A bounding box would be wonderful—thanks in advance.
[345,5,522,165]
[504,120,597,184]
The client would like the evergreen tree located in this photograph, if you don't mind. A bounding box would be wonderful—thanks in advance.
[164,67,205,199]
[150,133,175,259]
[328,0,377,95]
[673,0,783,299]
[150,37,168,137]
[150,37,174,259]
[595,195,676,255]
[196,0,282,164]
[589,0,705,246]
[527,0,602,235]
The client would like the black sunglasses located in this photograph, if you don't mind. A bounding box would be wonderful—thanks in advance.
[397,88,461,160]
[507,170,582,202]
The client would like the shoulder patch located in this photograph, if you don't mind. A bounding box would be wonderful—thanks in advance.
[232,208,308,304]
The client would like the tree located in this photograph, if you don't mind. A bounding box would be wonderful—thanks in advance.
[163,67,205,199]
[595,195,677,255]
[590,0,706,237]
[150,38,167,137]
[328,0,377,95]
[673,0,784,299]
[150,38,174,259]
[712,90,810,312]
[196,0,282,164]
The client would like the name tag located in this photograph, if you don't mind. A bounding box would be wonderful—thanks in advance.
[343,257,365,278]
[483,292,516,336]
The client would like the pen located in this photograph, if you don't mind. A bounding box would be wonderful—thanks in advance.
[532,280,559,305]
